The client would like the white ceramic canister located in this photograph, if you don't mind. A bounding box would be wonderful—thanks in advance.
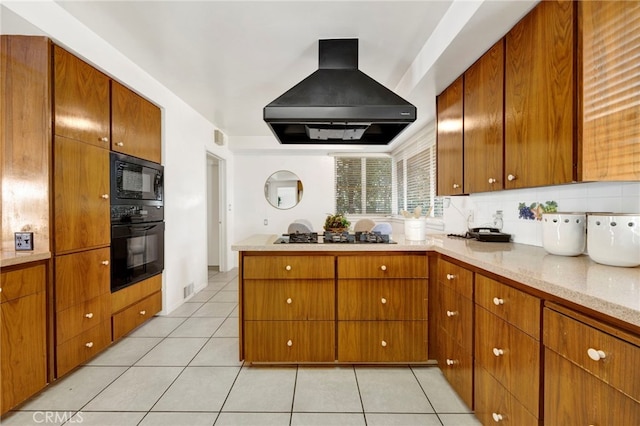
[587,213,640,267]
[542,212,586,256]
[404,217,426,241]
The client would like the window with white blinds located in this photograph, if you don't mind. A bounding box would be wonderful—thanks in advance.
[334,156,392,215]
[392,121,443,217]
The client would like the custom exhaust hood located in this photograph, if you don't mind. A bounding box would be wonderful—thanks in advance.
[263,39,417,145]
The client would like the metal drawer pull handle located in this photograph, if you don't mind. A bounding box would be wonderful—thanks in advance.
[380,265,387,271]
[587,348,606,361]
[446,273,456,280]
[85,312,94,319]
[492,413,504,422]
[85,342,94,348]
[493,348,504,357]
[287,340,293,347]
[381,297,387,304]
[101,260,109,265]
[493,297,504,306]
[381,340,387,347]
[286,298,292,304]
[446,310,458,317]
[285,265,292,271]
[139,310,146,315]
[445,359,458,365]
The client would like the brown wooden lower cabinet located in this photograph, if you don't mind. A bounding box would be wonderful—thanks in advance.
[244,320,335,363]
[56,320,111,377]
[338,320,427,362]
[438,333,473,408]
[112,291,162,340]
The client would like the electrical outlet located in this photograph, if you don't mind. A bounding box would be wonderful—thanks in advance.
[264,219,268,226]
[15,232,34,251]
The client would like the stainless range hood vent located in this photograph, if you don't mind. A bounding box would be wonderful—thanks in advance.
[264,39,416,145]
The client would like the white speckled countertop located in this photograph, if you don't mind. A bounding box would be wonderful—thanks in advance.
[232,234,640,330]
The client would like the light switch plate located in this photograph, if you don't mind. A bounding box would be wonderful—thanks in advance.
[14,232,34,251]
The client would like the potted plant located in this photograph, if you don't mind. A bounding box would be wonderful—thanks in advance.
[324,213,351,233]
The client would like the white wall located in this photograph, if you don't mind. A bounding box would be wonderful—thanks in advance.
[3,2,235,314]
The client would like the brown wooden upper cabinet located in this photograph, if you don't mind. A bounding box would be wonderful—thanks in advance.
[504,0,575,189]
[436,76,464,196]
[463,40,504,194]
[579,1,640,181]
[54,46,111,149]
[111,80,162,164]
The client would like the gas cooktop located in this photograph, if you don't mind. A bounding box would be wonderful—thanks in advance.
[274,231,396,244]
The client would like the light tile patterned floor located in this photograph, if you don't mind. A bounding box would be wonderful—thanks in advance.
[2,269,481,426]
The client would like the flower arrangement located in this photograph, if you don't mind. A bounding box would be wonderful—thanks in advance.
[324,213,351,231]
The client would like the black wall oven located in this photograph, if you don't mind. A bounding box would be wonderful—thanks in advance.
[110,153,165,293]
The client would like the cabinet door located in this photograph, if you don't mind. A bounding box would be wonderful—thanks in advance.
[55,248,111,311]
[464,40,504,193]
[439,333,473,409]
[580,1,640,181]
[437,76,464,195]
[111,81,161,163]
[53,45,110,148]
[505,0,575,188]
[54,136,110,253]
[545,349,640,425]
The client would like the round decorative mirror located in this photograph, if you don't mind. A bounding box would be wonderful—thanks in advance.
[264,170,303,209]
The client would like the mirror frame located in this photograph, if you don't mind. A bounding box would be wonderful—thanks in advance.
[264,170,303,210]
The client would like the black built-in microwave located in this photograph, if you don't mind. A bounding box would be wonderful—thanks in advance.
[110,152,163,206]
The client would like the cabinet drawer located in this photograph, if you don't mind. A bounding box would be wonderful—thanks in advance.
[243,256,334,279]
[439,333,473,410]
[439,285,473,352]
[55,248,110,311]
[111,274,162,313]
[338,321,427,362]
[338,254,427,279]
[244,321,335,363]
[437,259,473,299]
[475,364,538,426]
[338,279,427,320]
[544,348,640,424]
[244,279,334,320]
[475,274,540,339]
[56,320,111,377]
[544,307,640,402]
[475,306,540,416]
[56,293,111,344]
[112,291,162,340]
[0,263,46,303]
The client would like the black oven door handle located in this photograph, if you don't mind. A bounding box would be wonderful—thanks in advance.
[130,225,155,232]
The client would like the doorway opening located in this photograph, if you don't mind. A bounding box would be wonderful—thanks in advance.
[207,152,226,271]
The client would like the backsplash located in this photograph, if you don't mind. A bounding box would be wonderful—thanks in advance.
[444,181,640,247]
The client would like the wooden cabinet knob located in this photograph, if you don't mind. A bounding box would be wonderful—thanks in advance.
[101,194,109,199]
[381,297,387,304]
[101,260,109,266]
[446,273,456,280]
[587,348,606,361]
[493,297,504,306]
[85,312,94,319]
[116,142,124,147]
[286,298,292,304]
[380,265,387,271]
[285,265,292,271]
[493,347,505,357]
[287,340,293,347]
[381,340,387,347]
[85,342,94,348]
[446,310,458,317]
[139,310,146,315]
[99,137,109,142]
[492,413,504,422]
[507,174,517,181]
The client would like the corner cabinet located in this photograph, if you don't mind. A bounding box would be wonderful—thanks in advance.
[238,251,428,364]
[436,76,464,196]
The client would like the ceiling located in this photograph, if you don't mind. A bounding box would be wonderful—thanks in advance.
[2,1,538,152]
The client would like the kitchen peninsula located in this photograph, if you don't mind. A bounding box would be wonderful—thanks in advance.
[234,233,640,424]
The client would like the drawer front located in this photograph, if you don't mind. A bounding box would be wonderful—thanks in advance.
[338,321,427,362]
[55,248,110,311]
[439,333,473,410]
[57,293,111,344]
[244,321,335,363]
[243,255,334,279]
[244,279,334,320]
[0,263,46,303]
[475,274,540,339]
[112,291,162,340]
[475,306,540,415]
[545,348,640,425]
[338,254,427,279]
[56,320,111,377]
[544,307,640,402]
[475,364,539,426]
[437,259,473,299]
[111,274,162,313]
[338,279,427,320]
[439,285,473,352]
